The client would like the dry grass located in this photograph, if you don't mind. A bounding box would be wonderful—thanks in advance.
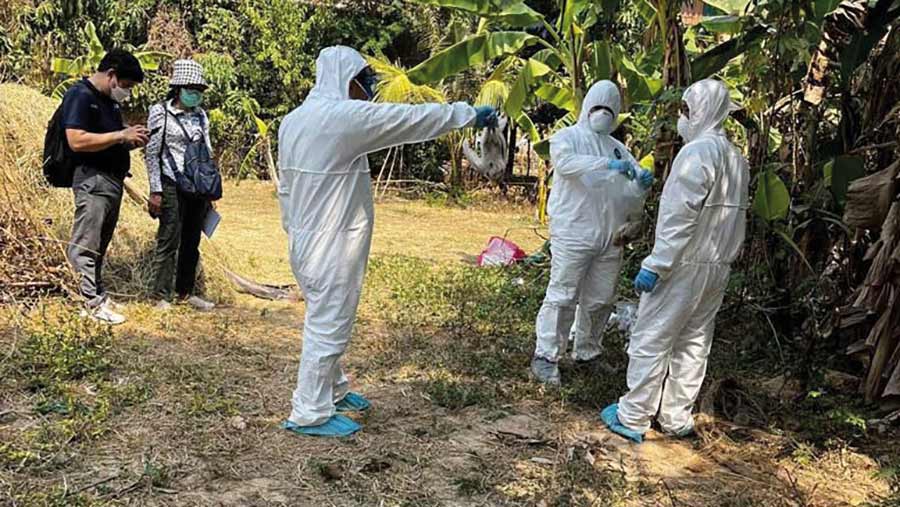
[2,181,897,506]
[212,180,545,284]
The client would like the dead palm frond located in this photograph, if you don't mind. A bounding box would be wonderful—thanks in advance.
[476,57,516,107]
[367,55,446,104]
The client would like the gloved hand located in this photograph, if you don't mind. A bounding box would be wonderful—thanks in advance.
[609,159,636,180]
[474,106,499,129]
[637,169,655,189]
[634,268,659,293]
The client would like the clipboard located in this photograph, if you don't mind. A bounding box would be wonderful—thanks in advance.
[203,208,221,239]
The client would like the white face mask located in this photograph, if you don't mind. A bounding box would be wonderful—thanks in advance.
[677,114,695,142]
[589,110,615,134]
[109,76,132,103]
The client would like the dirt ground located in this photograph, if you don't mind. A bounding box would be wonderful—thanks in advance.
[1,182,897,506]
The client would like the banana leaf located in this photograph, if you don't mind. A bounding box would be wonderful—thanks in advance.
[753,168,790,221]
[407,32,537,85]
[412,0,543,27]
[691,23,767,80]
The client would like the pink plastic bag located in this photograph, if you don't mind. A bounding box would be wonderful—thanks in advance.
[477,236,526,267]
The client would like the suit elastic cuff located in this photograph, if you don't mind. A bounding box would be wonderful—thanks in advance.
[640,260,666,280]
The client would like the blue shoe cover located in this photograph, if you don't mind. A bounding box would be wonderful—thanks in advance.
[600,404,644,443]
[335,392,371,413]
[281,415,361,437]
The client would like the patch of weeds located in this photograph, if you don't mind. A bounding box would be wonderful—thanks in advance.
[788,390,878,445]
[790,441,817,466]
[367,256,545,338]
[422,371,496,410]
[827,407,868,435]
[551,455,631,507]
[172,363,240,417]
[0,442,40,468]
[424,188,474,208]
[19,307,113,389]
[8,487,96,507]
[454,473,490,496]
[4,306,151,472]
[188,384,239,417]
[143,456,173,489]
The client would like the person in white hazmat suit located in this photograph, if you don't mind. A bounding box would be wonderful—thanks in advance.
[278,46,497,437]
[601,79,750,443]
[531,80,654,386]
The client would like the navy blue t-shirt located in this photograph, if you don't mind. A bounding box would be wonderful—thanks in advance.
[61,79,130,179]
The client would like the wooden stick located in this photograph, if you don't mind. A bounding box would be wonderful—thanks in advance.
[67,474,120,496]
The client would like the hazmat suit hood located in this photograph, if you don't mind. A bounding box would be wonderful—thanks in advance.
[579,80,622,132]
[678,79,740,142]
[307,46,369,102]
[578,80,622,135]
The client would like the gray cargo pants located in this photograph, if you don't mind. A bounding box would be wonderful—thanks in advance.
[68,166,124,307]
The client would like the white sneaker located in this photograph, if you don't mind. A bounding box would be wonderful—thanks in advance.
[84,300,126,325]
[106,298,126,312]
[185,295,215,311]
[154,300,174,311]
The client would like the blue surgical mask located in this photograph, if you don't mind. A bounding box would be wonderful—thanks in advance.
[180,88,203,108]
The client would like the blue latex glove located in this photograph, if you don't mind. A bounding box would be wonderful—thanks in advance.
[609,159,636,180]
[633,268,659,293]
[474,106,499,129]
[637,169,655,189]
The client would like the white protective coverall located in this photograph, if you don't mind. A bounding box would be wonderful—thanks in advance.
[278,46,477,426]
[617,79,750,435]
[534,81,648,365]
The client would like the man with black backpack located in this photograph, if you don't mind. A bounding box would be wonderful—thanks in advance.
[60,49,148,324]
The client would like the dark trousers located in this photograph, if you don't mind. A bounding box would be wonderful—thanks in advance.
[68,166,124,307]
[151,179,210,300]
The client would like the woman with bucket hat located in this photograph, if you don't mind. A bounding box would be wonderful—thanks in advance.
[144,59,218,311]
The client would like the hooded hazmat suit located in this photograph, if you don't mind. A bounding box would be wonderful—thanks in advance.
[278,46,477,427]
[616,79,750,435]
[533,81,649,370]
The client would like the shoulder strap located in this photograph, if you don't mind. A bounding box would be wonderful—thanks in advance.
[165,107,192,139]
[158,104,168,170]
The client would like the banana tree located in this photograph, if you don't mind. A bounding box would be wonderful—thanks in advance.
[230,96,278,186]
[50,21,168,99]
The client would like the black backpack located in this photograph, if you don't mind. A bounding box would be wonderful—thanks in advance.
[42,105,76,187]
[160,108,223,201]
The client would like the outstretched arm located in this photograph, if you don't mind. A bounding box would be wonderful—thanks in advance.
[344,101,477,158]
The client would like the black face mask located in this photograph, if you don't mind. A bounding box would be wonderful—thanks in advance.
[354,68,378,100]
